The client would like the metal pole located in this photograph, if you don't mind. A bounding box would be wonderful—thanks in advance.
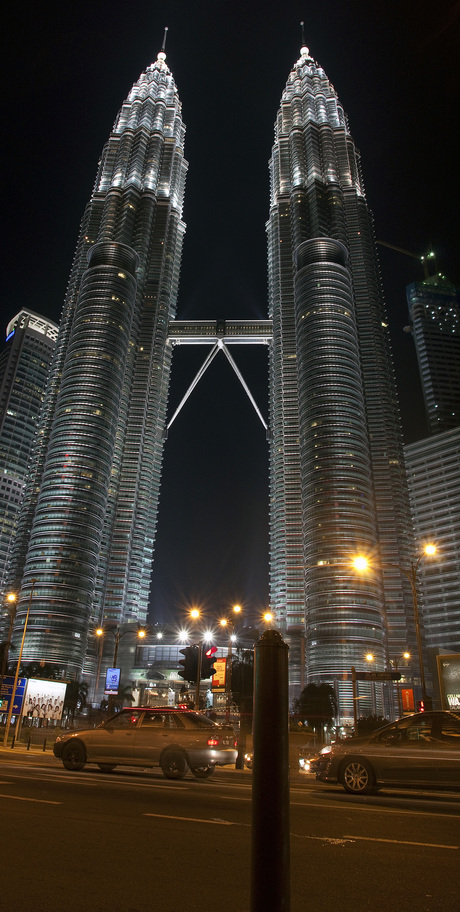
[225,634,233,723]
[194,643,202,710]
[3,579,36,748]
[409,562,427,703]
[351,666,357,732]
[251,629,290,912]
[107,630,120,716]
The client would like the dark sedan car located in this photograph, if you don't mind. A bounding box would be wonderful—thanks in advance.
[54,707,237,779]
[313,711,460,795]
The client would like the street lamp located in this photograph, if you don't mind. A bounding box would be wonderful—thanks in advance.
[353,544,437,705]
[97,625,146,713]
[0,591,18,692]
[219,605,243,722]
[3,579,36,747]
[392,651,411,716]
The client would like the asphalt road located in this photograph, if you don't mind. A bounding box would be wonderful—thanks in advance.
[0,750,459,912]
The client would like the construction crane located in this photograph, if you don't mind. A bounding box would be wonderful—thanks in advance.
[377,241,436,280]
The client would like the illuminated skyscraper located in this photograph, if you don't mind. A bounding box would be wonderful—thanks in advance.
[6,47,187,679]
[0,310,58,589]
[267,44,415,714]
[406,275,460,435]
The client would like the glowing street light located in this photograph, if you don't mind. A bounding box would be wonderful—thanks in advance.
[0,591,18,689]
[96,625,146,712]
[219,605,244,722]
[353,544,437,704]
[3,579,36,747]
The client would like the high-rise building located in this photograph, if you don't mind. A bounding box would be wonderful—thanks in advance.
[6,39,421,720]
[6,47,187,681]
[405,428,460,656]
[0,310,58,590]
[404,276,460,669]
[267,44,415,714]
[406,275,460,435]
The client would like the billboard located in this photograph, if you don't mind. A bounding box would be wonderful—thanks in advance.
[211,657,227,692]
[22,679,67,723]
[437,654,460,711]
[105,667,121,695]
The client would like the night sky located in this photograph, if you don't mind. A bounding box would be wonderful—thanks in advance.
[2,1,459,626]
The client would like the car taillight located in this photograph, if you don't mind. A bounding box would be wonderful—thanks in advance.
[207,736,220,747]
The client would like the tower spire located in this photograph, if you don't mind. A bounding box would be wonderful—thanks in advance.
[300,20,305,49]
[162,26,168,52]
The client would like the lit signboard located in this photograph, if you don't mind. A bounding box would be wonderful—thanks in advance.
[0,676,27,714]
[105,667,121,695]
[437,654,460,711]
[22,679,67,722]
[211,657,227,692]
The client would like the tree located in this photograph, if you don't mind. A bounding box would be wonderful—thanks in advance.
[231,651,254,769]
[293,683,338,743]
[63,680,89,722]
[100,684,134,715]
[357,714,389,735]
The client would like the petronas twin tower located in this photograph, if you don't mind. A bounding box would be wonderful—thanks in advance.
[6,41,414,719]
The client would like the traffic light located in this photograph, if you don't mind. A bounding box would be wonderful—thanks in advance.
[201,645,218,680]
[178,645,199,683]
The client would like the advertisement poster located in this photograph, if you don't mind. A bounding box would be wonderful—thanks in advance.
[211,657,227,692]
[105,667,121,695]
[22,679,67,723]
[437,654,460,710]
[401,688,415,712]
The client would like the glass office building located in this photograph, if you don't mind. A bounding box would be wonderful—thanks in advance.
[0,310,58,591]
[267,44,415,715]
[406,275,460,435]
[6,49,187,679]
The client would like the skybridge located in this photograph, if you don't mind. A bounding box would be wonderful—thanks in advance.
[166,319,273,433]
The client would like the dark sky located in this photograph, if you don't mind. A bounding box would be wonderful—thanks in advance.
[2,1,459,625]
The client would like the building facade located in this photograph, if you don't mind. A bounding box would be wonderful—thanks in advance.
[404,275,460,672]
[267,44,415,715]
[406,275,460,435]
[0,310,58,590]
[6,49,187,682]
[405,428,460,656]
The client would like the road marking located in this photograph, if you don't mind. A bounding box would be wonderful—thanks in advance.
[0,793,61,805]
[144,813,235,825]
[343,834,459,850]
[290,799,460,820]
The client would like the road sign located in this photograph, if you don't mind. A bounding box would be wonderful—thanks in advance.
[354,671,401,682]
[0,676,27,714]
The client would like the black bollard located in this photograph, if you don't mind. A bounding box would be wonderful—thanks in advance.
[251,629,290,912]
[10,735,15,749]
[27,735,31,750]
[42,738,47,752]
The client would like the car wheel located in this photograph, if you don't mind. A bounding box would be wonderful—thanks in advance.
[61,740,86,771]
[97,763,117,772]
[340,757,377,795]
[190,765,215,778]
[161,750,188,780]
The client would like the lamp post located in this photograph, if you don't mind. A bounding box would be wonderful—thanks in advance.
[3,579,36,747]
[0,591,18,693]
[392,652,411,716]
[219,604,242,722]
[102,625,146,714]
[353,545,437,706]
